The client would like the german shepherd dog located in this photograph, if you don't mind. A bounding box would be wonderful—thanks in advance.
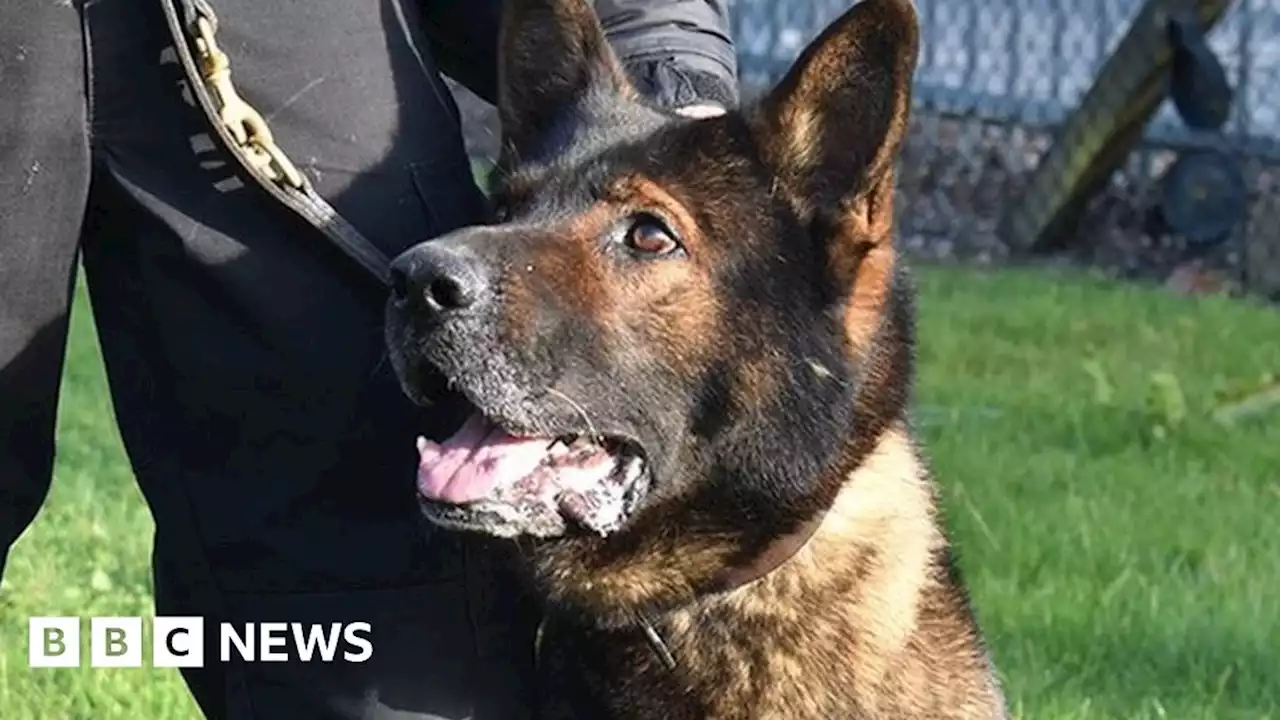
[384,0,1007,716]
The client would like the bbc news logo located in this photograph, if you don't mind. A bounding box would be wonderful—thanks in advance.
[29,617,372,668]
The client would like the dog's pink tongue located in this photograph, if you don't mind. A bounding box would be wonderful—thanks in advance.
[417,413,549,503]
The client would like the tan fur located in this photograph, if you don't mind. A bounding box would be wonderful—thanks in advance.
[498,203,615,343]
[647,428,1005,719]
[842,240,896,354]
[732,352,784,412]
[498,191,726,374]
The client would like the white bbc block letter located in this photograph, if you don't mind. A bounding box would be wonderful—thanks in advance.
[153,616,205,668]
[91,617,142,668]
[29,617,80,668]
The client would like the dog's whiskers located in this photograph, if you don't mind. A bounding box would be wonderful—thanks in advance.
[546,387,601,443]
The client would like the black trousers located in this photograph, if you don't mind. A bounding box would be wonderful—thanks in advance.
[0,0,538,717]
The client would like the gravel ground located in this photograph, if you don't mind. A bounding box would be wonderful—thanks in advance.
[447,80,1280,305]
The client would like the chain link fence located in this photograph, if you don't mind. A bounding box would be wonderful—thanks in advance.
[450,0,1280,298]
[730,0,1280,297]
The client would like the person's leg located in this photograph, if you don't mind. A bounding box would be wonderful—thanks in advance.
[78,0,536,717]
[0,0,91,578]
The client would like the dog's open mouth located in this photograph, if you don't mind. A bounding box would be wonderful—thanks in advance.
[415,411,651,539]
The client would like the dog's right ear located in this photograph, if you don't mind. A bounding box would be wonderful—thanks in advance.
[496,0,640,164]
[753,0,920,237]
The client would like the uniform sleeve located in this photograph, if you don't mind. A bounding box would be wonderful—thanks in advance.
[594,0,739,111]
[420,0,739,110]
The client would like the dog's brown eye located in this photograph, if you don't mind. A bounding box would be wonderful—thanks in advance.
[624,216,681,256]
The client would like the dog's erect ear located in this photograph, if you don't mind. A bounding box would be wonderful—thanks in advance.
[754,0,920,237]
[497,0,639,161]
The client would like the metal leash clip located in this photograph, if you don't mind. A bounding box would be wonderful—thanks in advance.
[160,0,393,285]
[188,3,306,190]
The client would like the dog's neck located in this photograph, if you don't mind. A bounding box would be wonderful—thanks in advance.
[634,426,943,713]
[537,427,1003,718]
[705,511,827,595]
[683,274,912,593]
[634,510,827,670]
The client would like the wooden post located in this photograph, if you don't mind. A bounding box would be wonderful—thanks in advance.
[997,0,1232,253]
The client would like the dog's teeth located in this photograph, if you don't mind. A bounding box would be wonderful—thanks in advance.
[416,436,429,453]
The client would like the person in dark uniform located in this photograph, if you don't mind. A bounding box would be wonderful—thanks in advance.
[0,0,737,717]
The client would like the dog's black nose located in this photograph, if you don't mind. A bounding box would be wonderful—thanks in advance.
[389,242,489,313]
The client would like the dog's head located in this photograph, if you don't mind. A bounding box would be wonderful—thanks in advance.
[385,0,920,623]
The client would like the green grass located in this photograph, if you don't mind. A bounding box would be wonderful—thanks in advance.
[1,264,1278,719]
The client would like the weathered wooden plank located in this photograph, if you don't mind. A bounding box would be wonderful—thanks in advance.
[997,0,1232,253]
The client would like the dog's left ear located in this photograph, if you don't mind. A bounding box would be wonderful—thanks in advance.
[754,0,920,244]
[497,0,639,162]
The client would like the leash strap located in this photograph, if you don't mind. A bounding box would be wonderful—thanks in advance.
[159,0,393,287]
